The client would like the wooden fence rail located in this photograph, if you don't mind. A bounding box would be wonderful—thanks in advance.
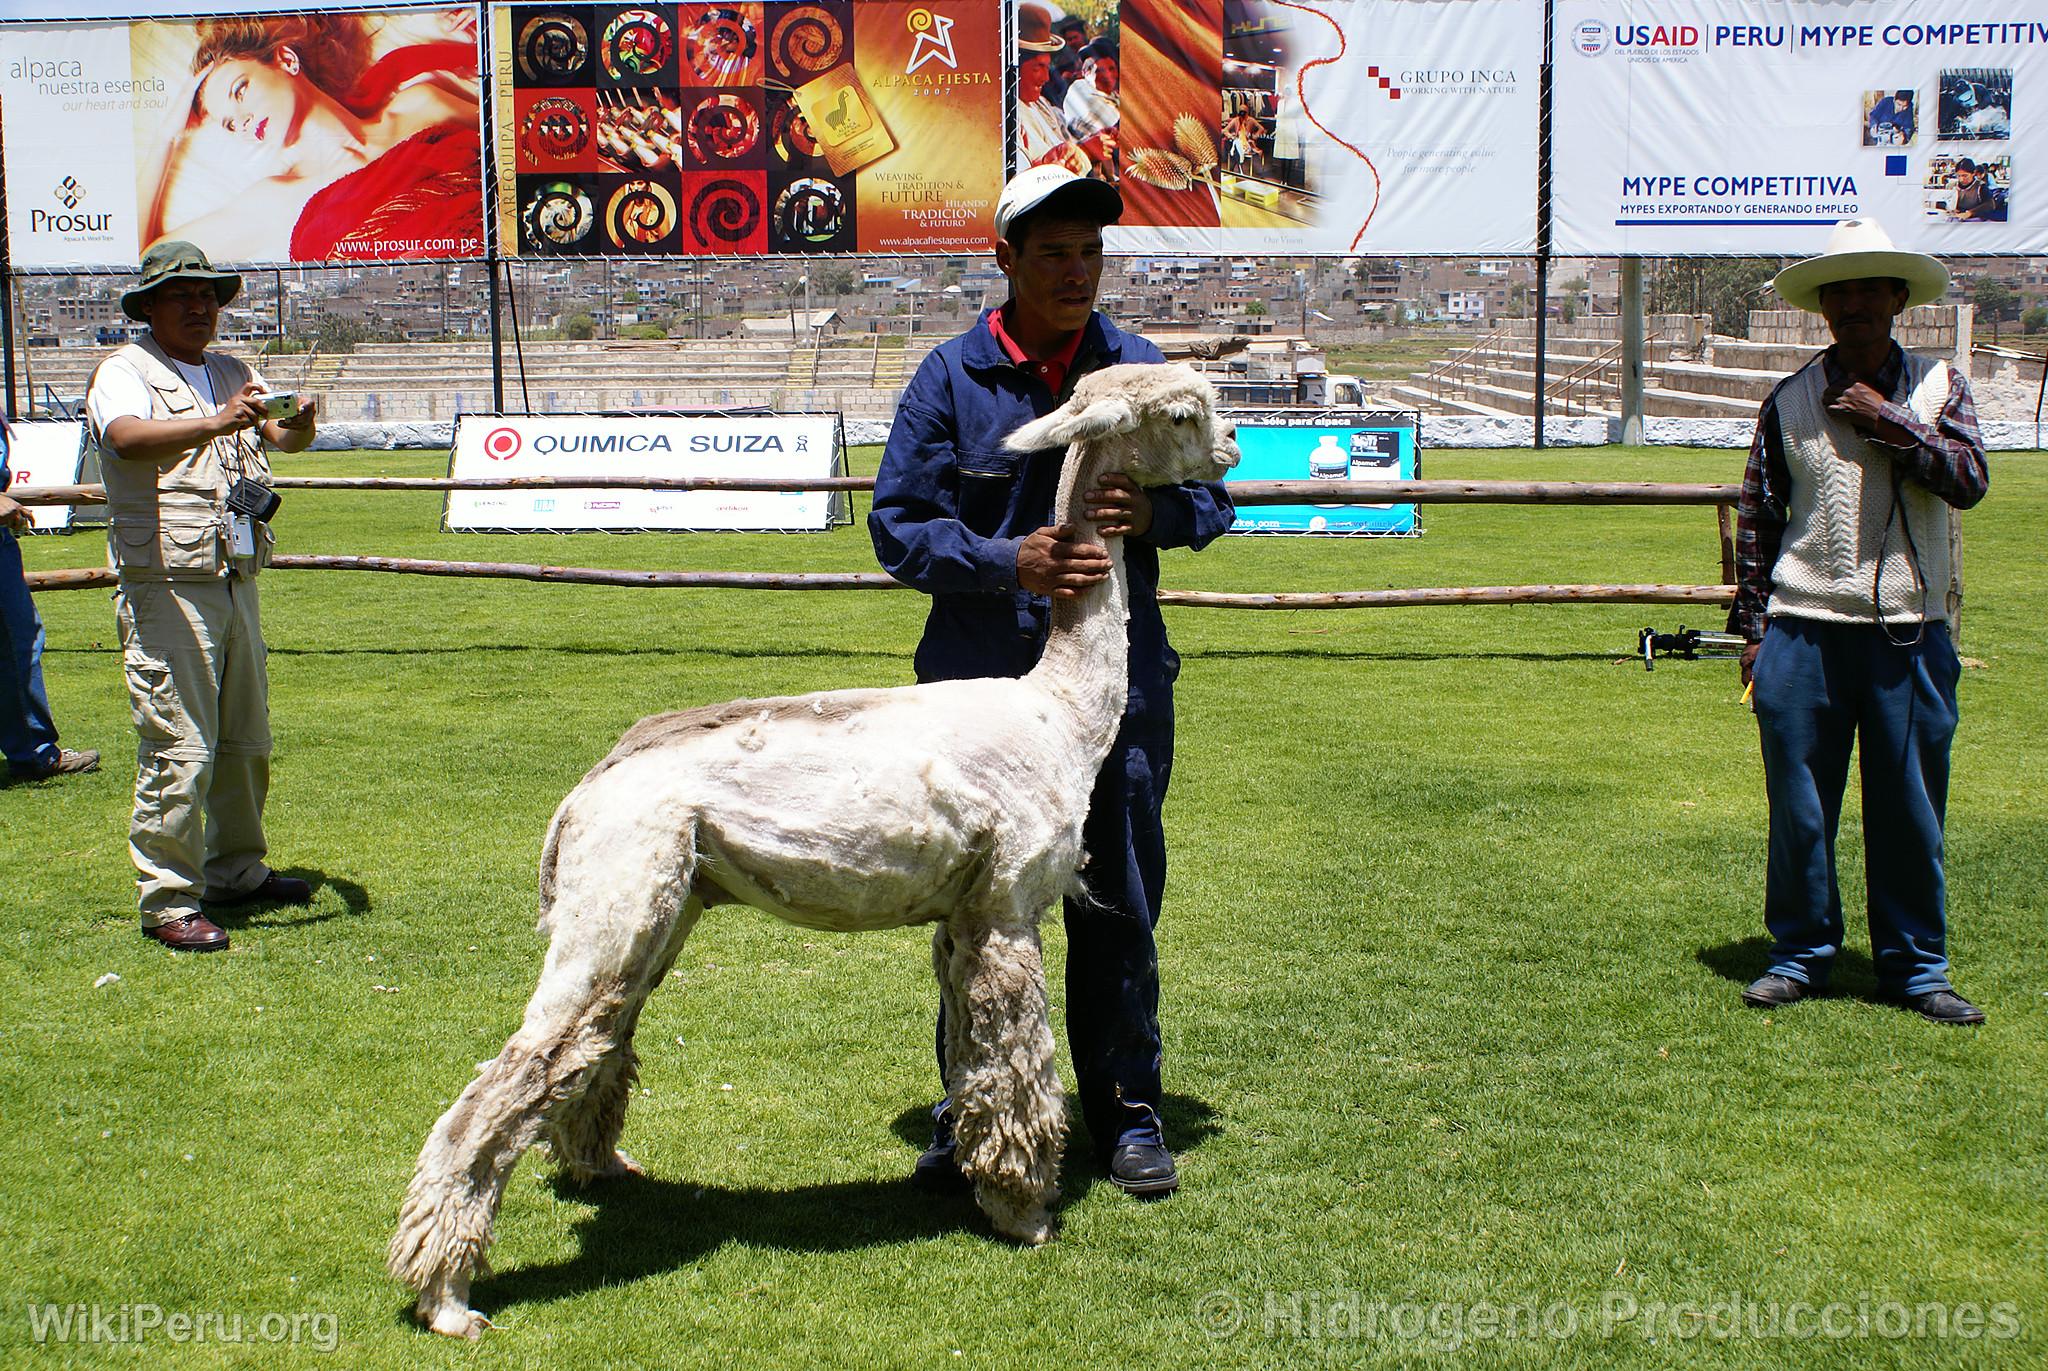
[10,478,1741,507]
[15,478,1738,609]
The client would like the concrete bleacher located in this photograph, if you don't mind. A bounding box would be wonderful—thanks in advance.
[1395,306,1969,420]
[18,335,944,424]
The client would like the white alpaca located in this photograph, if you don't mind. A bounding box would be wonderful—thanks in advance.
[390,363,1238,1337]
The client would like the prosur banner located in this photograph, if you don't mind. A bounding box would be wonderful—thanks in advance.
[0,8,485,268]
[1554,0,2045,254]
[446,413,844,531]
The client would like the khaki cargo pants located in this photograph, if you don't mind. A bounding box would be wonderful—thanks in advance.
[115,575,273,925]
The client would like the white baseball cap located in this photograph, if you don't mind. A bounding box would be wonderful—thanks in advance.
[993,164,1123,241]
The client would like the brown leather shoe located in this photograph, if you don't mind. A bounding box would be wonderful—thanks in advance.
[5,748,99,782]
[212,873,313,906]
[143,913,230,952]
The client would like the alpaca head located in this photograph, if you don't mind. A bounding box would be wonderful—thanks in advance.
[1005,362,1239,486]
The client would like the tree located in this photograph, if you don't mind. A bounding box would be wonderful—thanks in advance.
[1244,299,1267,317]
[1972,276,2017,342]
[1646,257,1785,337]
[308,311,368,354]
[562,312,596,341]
[2023,303,2048,336]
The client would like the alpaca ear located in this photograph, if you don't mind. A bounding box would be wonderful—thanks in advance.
[1006,397,1137,452]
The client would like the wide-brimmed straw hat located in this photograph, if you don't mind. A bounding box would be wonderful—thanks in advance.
[1771,218,1948,313]
[121,239,242,322]
[1017,3,1064,53]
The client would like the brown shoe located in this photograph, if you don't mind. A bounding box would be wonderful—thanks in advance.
[5,748,99,782]
[143,913,230,952]
[212,873,313,906]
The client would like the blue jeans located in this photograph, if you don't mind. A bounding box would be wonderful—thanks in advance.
[1753,617,1960,997]
[0,530,60,773]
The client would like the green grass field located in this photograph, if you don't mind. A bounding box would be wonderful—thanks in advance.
[3,446,2042,1368]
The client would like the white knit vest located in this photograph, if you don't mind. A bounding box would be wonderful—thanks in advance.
[1767,353,1957,626]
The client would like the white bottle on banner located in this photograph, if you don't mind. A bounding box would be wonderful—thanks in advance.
[1309,433,1346,508]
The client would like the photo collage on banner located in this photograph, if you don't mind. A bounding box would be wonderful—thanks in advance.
[496,3,1001,257]
[1553,0,2044,254]
[1015,0,1540,256]
[0,8,486,267]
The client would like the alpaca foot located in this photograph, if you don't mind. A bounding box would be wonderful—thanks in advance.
[595,1148,645,1180]
[418,1293,493,1340]
[975,1184,1055,1246]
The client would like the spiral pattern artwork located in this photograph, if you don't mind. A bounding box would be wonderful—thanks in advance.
[602,9,673,80]
[770,99,820,164]
[774,177,843,244]
[517,15,588,82]
[689,177,761,247]
[521,180,595,249]
[770,5,842,80]
[606,178,679,246]
[687,94,761,163]
[521,96,590,166]
[682,6,759,85]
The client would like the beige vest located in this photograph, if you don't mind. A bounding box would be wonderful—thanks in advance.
[1768,353,1958,626]
[88,338,273,581]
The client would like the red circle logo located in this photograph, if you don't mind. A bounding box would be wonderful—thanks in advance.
[484,427,523,461]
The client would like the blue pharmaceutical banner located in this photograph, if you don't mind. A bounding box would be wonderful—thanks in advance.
[1223,411,1419,535]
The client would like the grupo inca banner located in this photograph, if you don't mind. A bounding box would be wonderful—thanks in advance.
[0,8,486,268]
[493,3,1002,257]
[1554,0,2047,254]
[446,411,846,530]
[1023,0,1540,255]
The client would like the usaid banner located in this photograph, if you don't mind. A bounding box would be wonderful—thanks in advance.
[0,9,485,268]
[1555,1,2047,254]
[1095,0,1540,255]
[3,421,90,532]
[447,413,844,531]
[1223,412,1419,535]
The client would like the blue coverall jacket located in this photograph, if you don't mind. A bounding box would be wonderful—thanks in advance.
[868,307,1235,1154]
[869,308,1234,715]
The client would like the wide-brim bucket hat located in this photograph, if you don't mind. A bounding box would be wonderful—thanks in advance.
[121,239,242,322]
[1771,217,1948,313]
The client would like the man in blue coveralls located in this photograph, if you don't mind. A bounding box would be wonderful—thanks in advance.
[870,165,1235,1195]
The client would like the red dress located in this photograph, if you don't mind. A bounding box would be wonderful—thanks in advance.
[289,43,483,261]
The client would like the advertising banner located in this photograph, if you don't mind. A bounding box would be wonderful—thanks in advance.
[4,421,90,533]
[493,2,1002,257]
[1027,0,1540,255]
[1223,411,1419,534]
[1554,1,2048,254]
[446,411,845,530]
[0,8,486,268]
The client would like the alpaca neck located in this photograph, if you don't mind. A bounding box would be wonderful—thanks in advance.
[1029,441,1130,747]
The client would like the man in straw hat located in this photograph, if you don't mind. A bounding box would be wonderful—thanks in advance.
[1732,218,1988,1024]
[86,241,319,952]
[871,165,1234,1197]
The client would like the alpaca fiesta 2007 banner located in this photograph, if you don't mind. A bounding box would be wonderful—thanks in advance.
[0,7,487,268]
[492,2,1003,256]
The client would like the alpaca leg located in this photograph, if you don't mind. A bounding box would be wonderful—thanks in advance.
[941,914,1065,1244]
[550,898,702,1180]
[391,815,696,1337]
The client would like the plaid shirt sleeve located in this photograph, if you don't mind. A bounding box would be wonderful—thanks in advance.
[1728,389,1790,642]
[1867,364,1991,510]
